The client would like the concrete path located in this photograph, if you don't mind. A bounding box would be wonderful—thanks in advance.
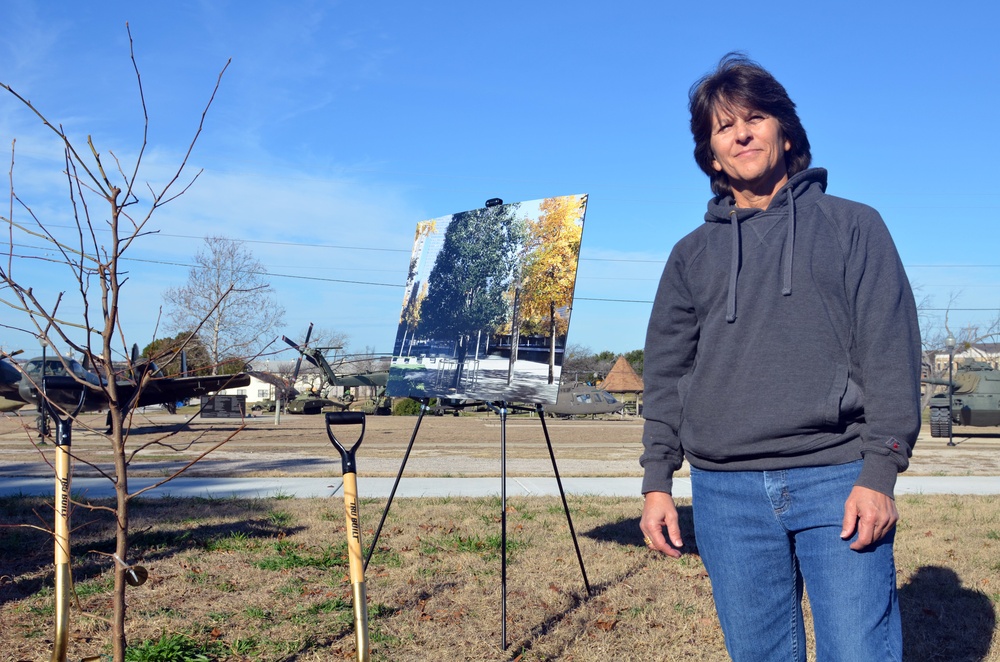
[2,474,998,500]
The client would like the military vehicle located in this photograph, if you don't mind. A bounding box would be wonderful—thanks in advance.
[924,360,1000,437]
[545,382,625,417]
[282,324,390,415]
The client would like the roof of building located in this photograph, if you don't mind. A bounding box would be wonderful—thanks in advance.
[600,355,644,393]
[246,371,289,388]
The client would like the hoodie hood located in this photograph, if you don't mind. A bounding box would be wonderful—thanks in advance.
[704,168,828,322]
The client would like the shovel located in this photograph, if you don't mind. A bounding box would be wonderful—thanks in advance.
[325,411,370,662]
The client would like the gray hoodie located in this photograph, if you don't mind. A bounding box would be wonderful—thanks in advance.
[640,168,921,497]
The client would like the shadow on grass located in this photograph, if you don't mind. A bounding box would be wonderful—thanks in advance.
[504,506,699,661]
[584,514,996,661]
[505,554,657,662]
[900,565,996,662]
[581,505,699,555]
[0,495,306,607]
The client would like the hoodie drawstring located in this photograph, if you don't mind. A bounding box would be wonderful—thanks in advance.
[782,187,796,296]
[726,210,740,323]
[726,188,796,323]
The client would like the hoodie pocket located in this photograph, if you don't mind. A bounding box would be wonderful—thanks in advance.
[677,372,693,409]
[839,377,864,423]
[823,364,849,426]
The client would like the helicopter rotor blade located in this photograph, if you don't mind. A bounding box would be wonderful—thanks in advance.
[284,323,315,396]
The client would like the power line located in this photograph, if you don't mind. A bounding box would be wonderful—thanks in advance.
[10,233,1000,269]
[6,241,1000,309]
[576,297,653,304]
[121,256,402,288]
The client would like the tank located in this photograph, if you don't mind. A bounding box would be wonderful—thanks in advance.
[285,391,350,415]
[923,361,1000,437]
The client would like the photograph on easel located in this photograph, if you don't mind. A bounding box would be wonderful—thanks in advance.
[387,194,588,404]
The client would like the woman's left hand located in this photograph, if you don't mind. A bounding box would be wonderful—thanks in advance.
[841,485,898,551]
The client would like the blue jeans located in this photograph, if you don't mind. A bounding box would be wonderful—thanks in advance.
[690,461,901,661]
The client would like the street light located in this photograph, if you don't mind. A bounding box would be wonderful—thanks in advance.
[945,334,956,447]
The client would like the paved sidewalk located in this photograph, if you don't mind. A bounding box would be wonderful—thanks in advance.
[2,474,998,500]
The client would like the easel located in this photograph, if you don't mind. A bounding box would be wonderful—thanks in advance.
[364,397,591,651]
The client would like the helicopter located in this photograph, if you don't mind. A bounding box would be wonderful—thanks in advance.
[923,360,1000,437]
[544,382,626,417]
[278,324,390,415]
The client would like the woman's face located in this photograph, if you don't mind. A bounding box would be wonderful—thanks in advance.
[709,103,791,198]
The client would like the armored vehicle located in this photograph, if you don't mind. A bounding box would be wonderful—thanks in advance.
[282,324,390,415]
[285,389,351,415]
[923,361,1000,437]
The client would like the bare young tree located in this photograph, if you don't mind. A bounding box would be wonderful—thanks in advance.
[1,28,232,661]
[163,235,285,374]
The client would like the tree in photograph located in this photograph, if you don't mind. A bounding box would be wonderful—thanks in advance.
[396,220,437,355]
[418,204,525,387]
[397,281,427,356]
[1,31,232,661]
[518,195,585,383]
[163,236,284,374]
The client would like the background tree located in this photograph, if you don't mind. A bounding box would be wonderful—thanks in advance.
[418,204,525,385]
[1,32,229,661]
[141,331,212,377]
[518,195,585,383]
[561,345,626,384]
[163,236,284,374]
[624,348,644,376]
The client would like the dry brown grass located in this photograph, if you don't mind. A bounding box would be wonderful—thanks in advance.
[1,492,998,661]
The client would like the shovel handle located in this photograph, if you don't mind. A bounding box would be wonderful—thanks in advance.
[327,411,371,661]
[327,411,365,426]
[325,412,366,474]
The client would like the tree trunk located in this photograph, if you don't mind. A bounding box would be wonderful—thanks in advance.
[452,335,467,388]
[398,328,408,356]
[548,301,556,384]
[109,407,129,662]
[508,287,521,385]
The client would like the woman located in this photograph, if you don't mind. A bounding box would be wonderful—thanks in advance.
[639,53,921,661]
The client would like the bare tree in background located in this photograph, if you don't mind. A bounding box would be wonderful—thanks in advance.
[1,28,232,661]
[163,236,284,374]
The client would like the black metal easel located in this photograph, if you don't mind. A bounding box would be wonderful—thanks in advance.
[363,397,591,651]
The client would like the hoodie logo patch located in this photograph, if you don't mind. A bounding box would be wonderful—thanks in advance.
[885,437,901,452]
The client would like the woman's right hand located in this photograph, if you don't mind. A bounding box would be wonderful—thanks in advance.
[640,491,684,558]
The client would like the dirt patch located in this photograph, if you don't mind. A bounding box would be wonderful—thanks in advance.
[1,410,998,478]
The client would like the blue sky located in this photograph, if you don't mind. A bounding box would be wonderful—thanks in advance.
[1,1,998,363]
